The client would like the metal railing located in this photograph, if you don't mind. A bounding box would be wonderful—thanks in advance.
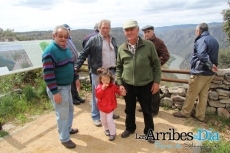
[80,64,190,84]
[161,69,190,84]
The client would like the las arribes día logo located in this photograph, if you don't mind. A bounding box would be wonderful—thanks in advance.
[135,128,220,148]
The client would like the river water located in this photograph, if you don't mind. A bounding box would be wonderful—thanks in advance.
[168,53,189,79]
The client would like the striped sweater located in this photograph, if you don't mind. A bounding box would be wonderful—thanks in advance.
[42,41,78,95]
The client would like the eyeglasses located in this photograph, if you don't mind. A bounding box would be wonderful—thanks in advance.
[56,35,69,39]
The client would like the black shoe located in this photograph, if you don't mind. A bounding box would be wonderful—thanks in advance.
[152,112,158,117]
[73,98,80,105]
[61,140,76,149]
[121,130,134,138]
[147,138,155,144]
[75,96,85,103]
[113,114,120,119]
[75,91,85,103]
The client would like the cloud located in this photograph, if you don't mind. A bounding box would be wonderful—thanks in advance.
[12,0,62,10]
[0,0,228,32]
[143,0,228,12]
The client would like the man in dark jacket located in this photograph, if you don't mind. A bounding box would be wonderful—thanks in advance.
[63,24,85,105]
[76,19,119,127]
[139,25,170,116]
[82,23,99,48]
[173,23,219,122]
[82,23,99,85]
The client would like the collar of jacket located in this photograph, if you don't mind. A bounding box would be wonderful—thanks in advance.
[98,33,112,40]
[124,36,145,50]
[148,34,156,41]
[194,31,210,42]
[53,41,67,51]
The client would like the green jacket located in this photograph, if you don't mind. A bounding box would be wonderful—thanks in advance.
[116,37,161,86]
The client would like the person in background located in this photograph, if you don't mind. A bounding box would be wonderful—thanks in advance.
[82,23,99,48]
[173,22,219,122]
[82,23,99,85]
[138,25,170,117]
[96,68,126,141]
[116,19,161,143]
[63,24,85,105]
[42,25,80,149]
[75,19,120,127]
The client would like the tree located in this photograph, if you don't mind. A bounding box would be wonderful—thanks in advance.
[0,28,16,42]
[222,1,230,40]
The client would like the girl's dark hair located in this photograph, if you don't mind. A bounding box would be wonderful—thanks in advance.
[97,68,114,84]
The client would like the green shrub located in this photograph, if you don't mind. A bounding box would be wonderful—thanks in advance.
[36,80,48,98]
[39,42,49,51]
[23,85,37,103]
[0,130,8,137]
[0,94,19,123]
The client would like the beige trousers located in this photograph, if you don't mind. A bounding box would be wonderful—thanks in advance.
[180,75,215,121]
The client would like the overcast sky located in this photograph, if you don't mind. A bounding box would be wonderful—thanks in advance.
[0,0,229,32]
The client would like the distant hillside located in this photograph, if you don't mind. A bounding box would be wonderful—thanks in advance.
[14,22,228,70]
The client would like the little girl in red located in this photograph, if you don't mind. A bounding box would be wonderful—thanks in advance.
[96,68,125,141]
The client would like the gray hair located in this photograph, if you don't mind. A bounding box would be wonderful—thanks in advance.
[94,23,99,30]
[52,25,70,36]
[98,19,111,29]
[196,23,209,32]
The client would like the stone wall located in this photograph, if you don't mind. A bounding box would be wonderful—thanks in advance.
[160,69,230,119]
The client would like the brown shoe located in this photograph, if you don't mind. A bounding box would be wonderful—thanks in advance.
[121,130,134,138]
[191,113,207,123]
[69,128,79,134]
[61,140,76,149]
[173,112,188,118]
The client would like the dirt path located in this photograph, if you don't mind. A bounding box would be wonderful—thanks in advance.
[0,94,208,153]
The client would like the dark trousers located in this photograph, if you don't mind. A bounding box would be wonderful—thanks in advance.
[123,82,154,134]
[151,90,160,114]
[71,81,77,98]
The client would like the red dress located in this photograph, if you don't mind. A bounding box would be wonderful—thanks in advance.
[96,83,121,113]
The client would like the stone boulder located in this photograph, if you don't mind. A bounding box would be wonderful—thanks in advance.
[208,90,218,101]
[205,106,216,115]
[160,97,173,107]
[168,86,186,97]
[224,73,230,82]
[171,95,186,102]
[216,89,230,97]
[219,99,230,104]
[208,101,225,108]
[217,108,230,119]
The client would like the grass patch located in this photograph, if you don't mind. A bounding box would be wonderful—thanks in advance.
[204,113,230,133]
[201,140,230,153]
[0,130,8,138]
[0,69,90,138]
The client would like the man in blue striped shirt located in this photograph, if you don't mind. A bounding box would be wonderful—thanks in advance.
[42,25,80,149]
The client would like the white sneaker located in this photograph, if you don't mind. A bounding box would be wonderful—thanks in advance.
[93,120,102,127]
